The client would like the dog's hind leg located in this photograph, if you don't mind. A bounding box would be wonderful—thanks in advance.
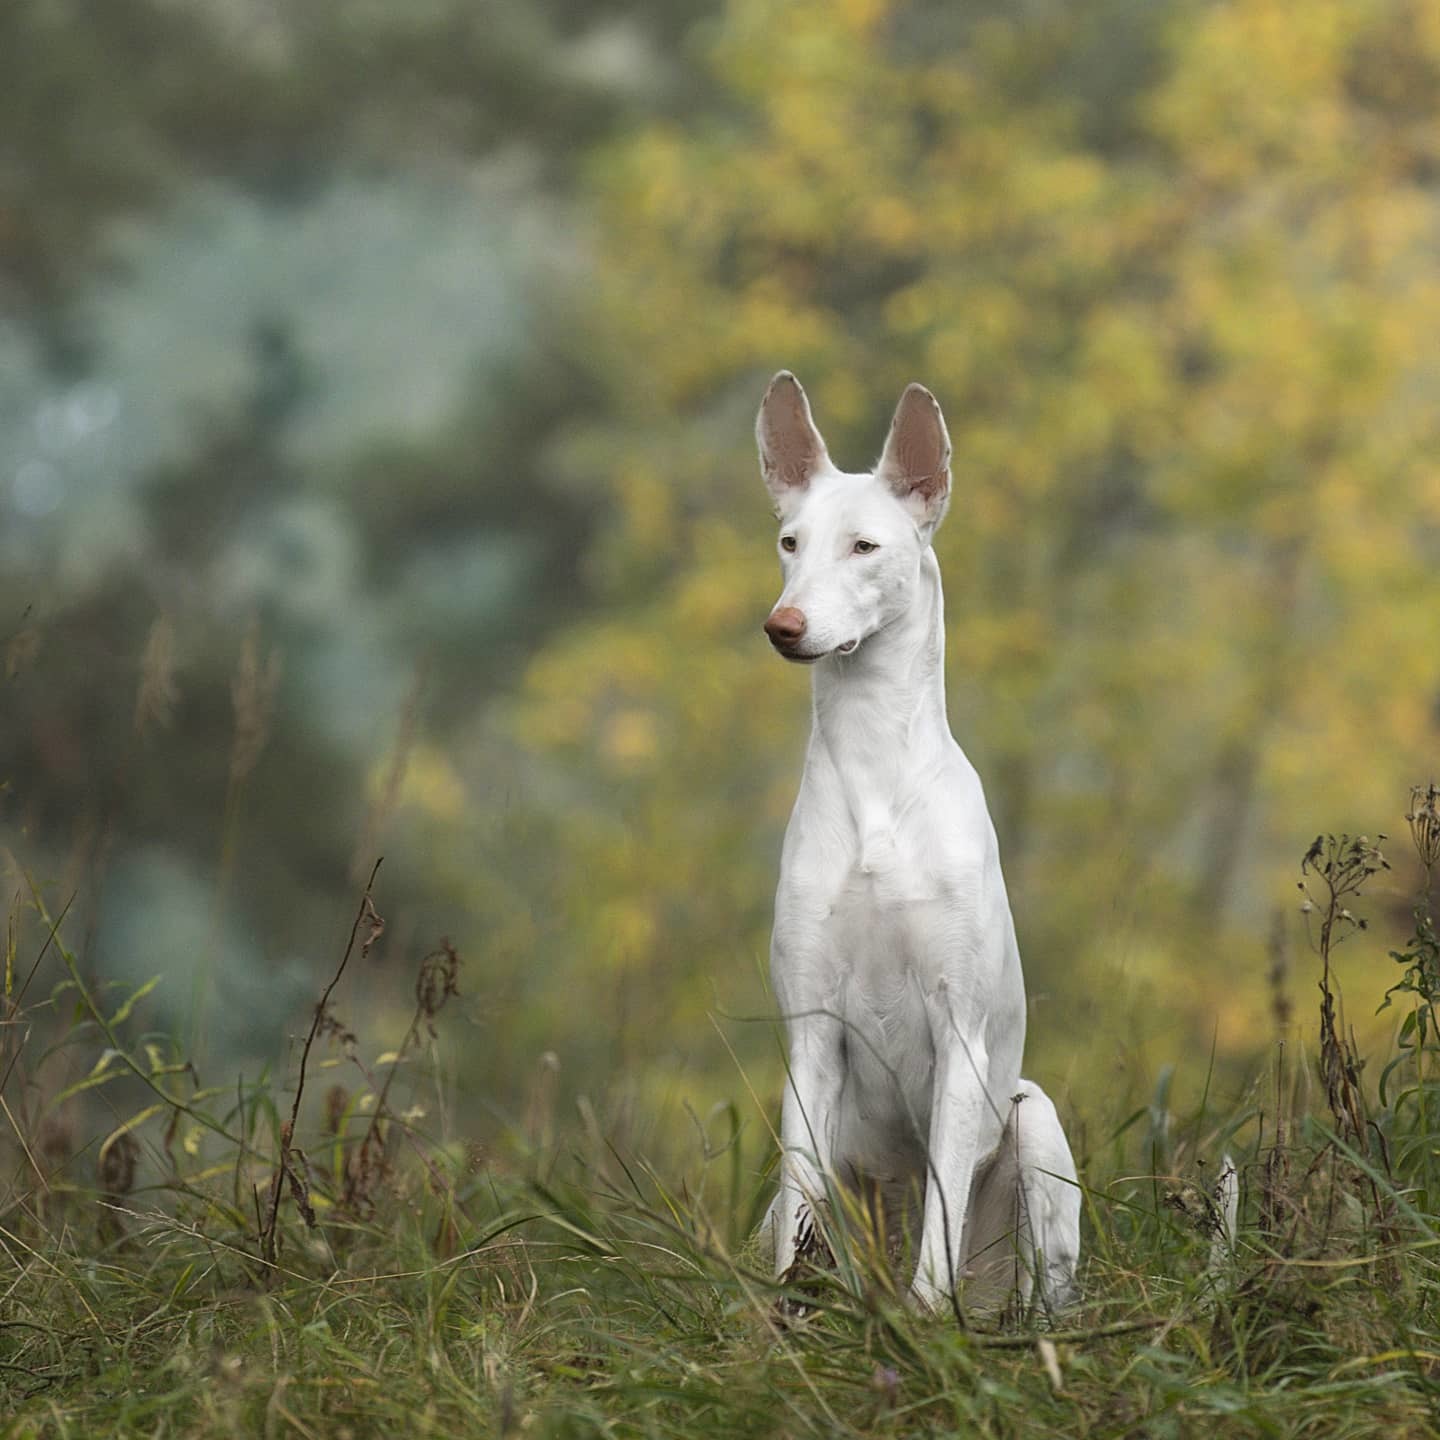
[960,1080,1080,1318]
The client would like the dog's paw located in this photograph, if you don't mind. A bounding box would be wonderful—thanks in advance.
[789,1205,834,1271]
[774,1203,836,1321]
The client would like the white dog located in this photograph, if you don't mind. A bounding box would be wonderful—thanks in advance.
[757,372,1080,1316]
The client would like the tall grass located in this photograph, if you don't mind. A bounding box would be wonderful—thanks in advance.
[6,793,1440,1436]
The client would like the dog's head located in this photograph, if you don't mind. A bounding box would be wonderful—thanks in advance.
[756,372,950,664]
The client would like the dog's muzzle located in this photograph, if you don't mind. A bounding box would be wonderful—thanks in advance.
[764,606,808,656]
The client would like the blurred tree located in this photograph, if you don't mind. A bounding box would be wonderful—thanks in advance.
[0,0,718,1066]
[458,0,1440,1108]
[0,0,714,344]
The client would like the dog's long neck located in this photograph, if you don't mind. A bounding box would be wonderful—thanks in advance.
[806,548,952,843]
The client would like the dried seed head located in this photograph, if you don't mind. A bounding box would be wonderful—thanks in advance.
[317,1007,357,1053]
[99,1131,140,1199]
[1407,783,1440,871]
[344,1131,389,1214]
[229,618,282,786]
[325,1083,350,1135]
[134,613,179,738]
[359,893,386,961]
[286,1149,317,1229]
[416,940,460,1033]
[38,1115,74,1171]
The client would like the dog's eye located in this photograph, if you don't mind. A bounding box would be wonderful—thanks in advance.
[853,539,878,555]
[780,535,797,553]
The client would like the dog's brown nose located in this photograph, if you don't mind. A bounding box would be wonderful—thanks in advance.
[764,607,807,645]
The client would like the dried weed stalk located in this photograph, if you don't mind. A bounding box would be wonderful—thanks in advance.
[1377,784,1440,1114]
[1298,833,1388,1147]
[343,939,460,1214]
[260,860,384,1266]
[1408,783,1440,876]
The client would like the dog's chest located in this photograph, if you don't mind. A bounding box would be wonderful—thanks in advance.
[781,791,984,986]
[825,866,948,1172]
[823,855,968,1030]
[830,846,950,955]
[775,733,1001,1028]
[834,861,932,1001]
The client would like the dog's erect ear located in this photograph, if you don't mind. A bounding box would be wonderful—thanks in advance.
[876,383,951,533]
[757,371,828,509]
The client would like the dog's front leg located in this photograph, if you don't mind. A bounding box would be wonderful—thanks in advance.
[772,1014,845,1279]
[911,1035,990,1315]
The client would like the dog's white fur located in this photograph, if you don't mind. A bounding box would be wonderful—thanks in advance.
[757,372,1080,1315]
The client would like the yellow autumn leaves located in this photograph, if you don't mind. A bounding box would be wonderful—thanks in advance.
[428,0,1440,1105]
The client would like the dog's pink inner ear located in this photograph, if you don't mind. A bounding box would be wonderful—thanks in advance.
[878,383,951,506]
[757,372,828,495]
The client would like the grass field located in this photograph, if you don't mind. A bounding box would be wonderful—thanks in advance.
[7,813,1440,1438]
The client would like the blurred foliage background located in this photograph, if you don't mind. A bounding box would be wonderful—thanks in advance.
[4,0,1440,1150]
